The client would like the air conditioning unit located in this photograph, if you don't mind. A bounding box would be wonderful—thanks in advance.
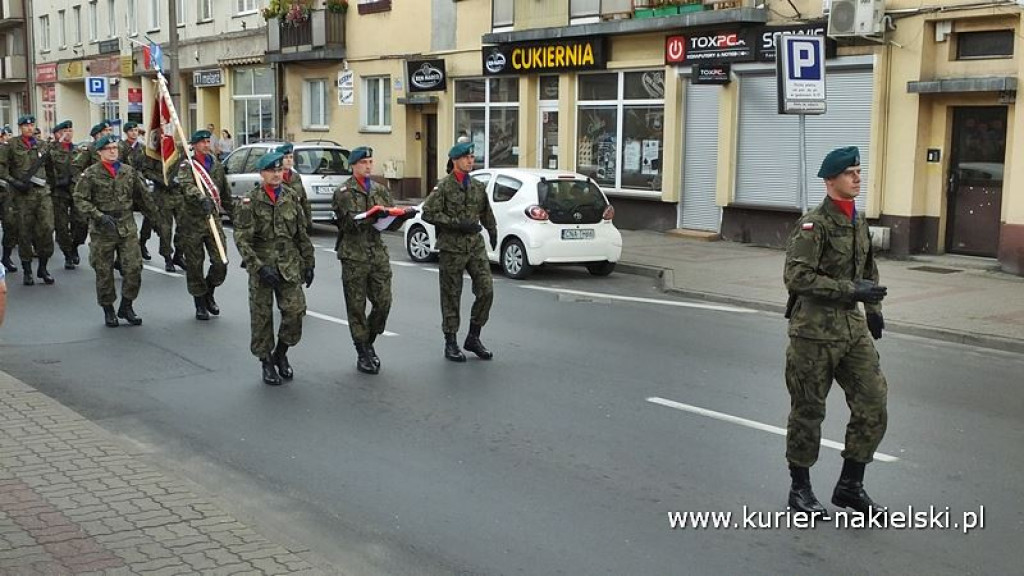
[828,0,885,38]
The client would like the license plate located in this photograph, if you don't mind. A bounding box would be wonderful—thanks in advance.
[561,228,594,240]
[314,185,335,195]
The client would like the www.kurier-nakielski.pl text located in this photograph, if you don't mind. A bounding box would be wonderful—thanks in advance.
[667,506,985,533]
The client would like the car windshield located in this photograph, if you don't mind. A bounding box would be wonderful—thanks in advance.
[293,148,351,176]
[538,179,608,211]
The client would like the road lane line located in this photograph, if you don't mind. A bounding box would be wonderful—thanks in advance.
[646,396,899,463]
[521,286,756,313]
[389,260,420,267]
[307,311,398,337]
[143,265,183,277]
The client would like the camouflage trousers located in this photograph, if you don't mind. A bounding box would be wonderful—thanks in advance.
[247,273,306,359]
[341,255,392,344]
[141,192,183,259]
[438,249,493,335]
[179,217,228,297]
[2,191,19,250]
[785,335,888,467]
[14,188,55,261]
[51,192,88,254]
[88,226,144,306]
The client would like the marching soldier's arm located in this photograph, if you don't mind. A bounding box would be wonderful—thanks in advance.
[214,164,233,218]
[176,160,206,207]
[232,199,261,270]
[863,237,882,315]
[784,220,855,301]
[71,148,90,177]
[478,186,497,237]
[295,212,315,270]
[422,185,457,229]
[299,184,312,227]
[0,145,10,182]
[331,187,363,235]
[131,169,160,222]
[73,172,102,223]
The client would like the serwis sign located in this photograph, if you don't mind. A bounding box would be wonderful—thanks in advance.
[482,38,607,75]
[406,59,447,93]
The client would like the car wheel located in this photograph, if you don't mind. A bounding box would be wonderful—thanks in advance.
[406,225,437,263]
[501,238,533,280]
[586,261,616,276]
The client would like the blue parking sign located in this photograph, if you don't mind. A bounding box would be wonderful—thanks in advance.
[775,35,826,115]
[86,76,108,104]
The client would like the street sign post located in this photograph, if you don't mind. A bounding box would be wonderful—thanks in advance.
[775,35,827,213]
[85,76,109,104]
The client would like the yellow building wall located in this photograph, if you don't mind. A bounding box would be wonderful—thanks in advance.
[514,0,567,29]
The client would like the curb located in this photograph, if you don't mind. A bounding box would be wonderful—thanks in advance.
[617,260,1024,356]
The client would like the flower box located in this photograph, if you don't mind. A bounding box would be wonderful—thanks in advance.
[652,5,679,15]
[678,3,704,13]
[634,8,657,18]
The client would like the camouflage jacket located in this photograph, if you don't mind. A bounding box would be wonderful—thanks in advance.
[71,145,100,177]
[139,144,184,192]
[784,197,881,341]
[73,161,157,238]
[332,176,396,263]
[45,142,79,195]
[232,183,314,283]
[177,153,230,220]
[282,170,312,226]
[0,136,50,191]
[422,172,496,254]
[118,139,145,168]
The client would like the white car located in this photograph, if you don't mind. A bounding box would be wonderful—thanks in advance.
[403,169,622,279]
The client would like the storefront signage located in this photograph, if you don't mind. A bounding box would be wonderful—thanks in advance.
[693,63,732,85]
[128,88,143,103]
[482,38,607,75]
[41,85,56,103]
[98,39,120,54]
[89,56,121,77]
[35,63,58,83]
[406,59,447,93]
[120,55,134,77]
[755,21,837,62]
[665,30,754,64]
[59,61,85,81]
[192,68,224,87]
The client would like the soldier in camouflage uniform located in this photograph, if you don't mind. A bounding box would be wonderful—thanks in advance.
[120,121,155,261]
[72,122,111,175]
[783,146,889,517]
[276,144,312,231]
[0,116,56,285]
[73,134,159,327]
[422,141,498,362]
[176,130,229,321]
[233,152,315,386]
[139,138,183,272]
[0,127,18,273]
[46,120,88,270]
[332,146,418,374]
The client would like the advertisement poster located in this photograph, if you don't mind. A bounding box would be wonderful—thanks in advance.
[642,140,660,175]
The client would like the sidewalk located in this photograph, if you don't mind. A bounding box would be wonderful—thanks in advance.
[616,230,1024,354]
[0,372,323,575]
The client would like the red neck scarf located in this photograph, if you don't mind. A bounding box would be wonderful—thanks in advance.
[102,160,119,178]
[283,170,291,183]
[453,169,469,188]
[831,197,855,221]
[264,184,280,204]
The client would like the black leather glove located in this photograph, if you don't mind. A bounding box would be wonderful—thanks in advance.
[98,214,118,232]
[866,312,884,340]
[303,266,315,288]
[200,196,215,215]
[459,220,482,234]
[851,280,887,304]
[401,207,420,220]
[488,229,498,251]
[9,179,30,193]
[257,265,281,288]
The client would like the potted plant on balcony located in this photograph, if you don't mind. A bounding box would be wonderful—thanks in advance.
[633,0,657,19]
[326,0,349,13]
[652,0,680,16]
[676,0,705,14]
[261,0,313,26]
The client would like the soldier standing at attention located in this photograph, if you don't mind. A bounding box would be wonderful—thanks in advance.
[0,126,19,273]
[121,121,155,261]
[46,120,87,270]
[422,141,497,362]
[276,144,312,231]
[176,130,229,321]
[783,146,889,517]
[73,134,158,327]
[0,116,56,286]
[233,152,315,386]
[332,146,417,374]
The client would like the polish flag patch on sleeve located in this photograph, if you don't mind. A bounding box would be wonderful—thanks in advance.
[801,222,814,230]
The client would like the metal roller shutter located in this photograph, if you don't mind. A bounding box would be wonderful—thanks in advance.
[806,70,872,213]
[681,83,721,231]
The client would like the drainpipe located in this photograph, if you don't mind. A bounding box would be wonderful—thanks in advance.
[25,0,36,117]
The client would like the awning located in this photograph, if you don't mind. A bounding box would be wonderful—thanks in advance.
[397,95,439,105]
[218,55,264,67]
[907,76,1017,94]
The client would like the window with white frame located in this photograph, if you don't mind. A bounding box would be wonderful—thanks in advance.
[492,0,513,29]
[58,10,67,48]
[453,78,520,170]
[303,79,329,129]
[176,0,185,25]
[570,0,600,18]
[38,15,51,51]
[107,0,116,37]
[73,6,82,44]
[361,76,391,132]
[235,0,259,14]
[88,1,98,41]
[576,70,665,192]
[198,0,212,21]
[127,0,138,35]
[149,0,160,30]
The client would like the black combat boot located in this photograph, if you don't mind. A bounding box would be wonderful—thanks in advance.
[64,250,76,270]
[273,342,294,380]
[444,333,466,362]
[113,259,122,274]
[117,298,143,326]
[354,343,378,374]
[463,324,493,360]
[71,246,81,266]
[171,251,186,269]
[139,241,151,261]
[36,259,55,285]
[832,460,883,514]
[204,286,220,315]
[1,248,17,272]
[164,256,176,272]
[788,465,830,519]
[261,357,282,385]
[194,296,210,321]
[102,305,119,327]
[366,335,381,369]
[22,261,34,285]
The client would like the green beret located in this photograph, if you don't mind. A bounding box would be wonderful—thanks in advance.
[274,143,294,155]
[817,146,861,179]
[189,129,212,144]
[257,152,285,171]
[93,134,118,151]
[53,120,73,132]
[90,122,110,137]
[17,115,35,126]
[124,121,138,130]
[348,146,372,164]
[0,126,10,135]
[448,141,474,159]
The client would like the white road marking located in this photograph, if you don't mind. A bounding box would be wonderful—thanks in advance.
[389,260,420,267]
[307,310,398,337]
[143,265,183,277]
[646,396,899,463]
[520,286,756,313]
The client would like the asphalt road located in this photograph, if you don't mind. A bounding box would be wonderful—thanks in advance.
[1,226,1021,575]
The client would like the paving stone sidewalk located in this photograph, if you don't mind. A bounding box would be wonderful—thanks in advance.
[0,371,323,576]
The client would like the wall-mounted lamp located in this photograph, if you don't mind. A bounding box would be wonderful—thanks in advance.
[414,131,421,140]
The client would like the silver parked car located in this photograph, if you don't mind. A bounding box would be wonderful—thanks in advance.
[222,140,351,222]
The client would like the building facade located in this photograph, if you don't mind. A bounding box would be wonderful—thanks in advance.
[0,0,29,129]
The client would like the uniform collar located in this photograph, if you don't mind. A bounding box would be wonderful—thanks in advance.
[820,196,855,228]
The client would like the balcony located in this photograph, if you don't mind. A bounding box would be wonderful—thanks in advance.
[0,0,26,30]
[266,9,346,63]
[0,54,26,83]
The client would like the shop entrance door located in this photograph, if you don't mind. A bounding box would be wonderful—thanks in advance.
[539,106,559,169]
[946,106,1006,257]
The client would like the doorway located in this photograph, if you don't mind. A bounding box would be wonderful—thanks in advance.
[539,106,558,169]
[425,113,437,195]
[946,106,1006,257]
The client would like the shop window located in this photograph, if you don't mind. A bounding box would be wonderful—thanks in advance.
[539,75,559,101]
[957,30,1013,59]
[454,78,520,170]
[577,70,664,192]
[362,76,391,132]
[493,175,522,202]
[233,68,276,145]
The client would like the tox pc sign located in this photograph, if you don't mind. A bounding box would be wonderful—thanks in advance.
[775,35,826,114]
[85,76,109,104]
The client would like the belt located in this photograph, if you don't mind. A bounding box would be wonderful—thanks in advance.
[102,210,125,218]
[805,297,857,311]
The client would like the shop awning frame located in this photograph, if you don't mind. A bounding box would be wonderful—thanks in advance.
[907,76,1017,94]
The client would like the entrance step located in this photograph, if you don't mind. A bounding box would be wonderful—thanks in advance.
[666,228,720,242]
